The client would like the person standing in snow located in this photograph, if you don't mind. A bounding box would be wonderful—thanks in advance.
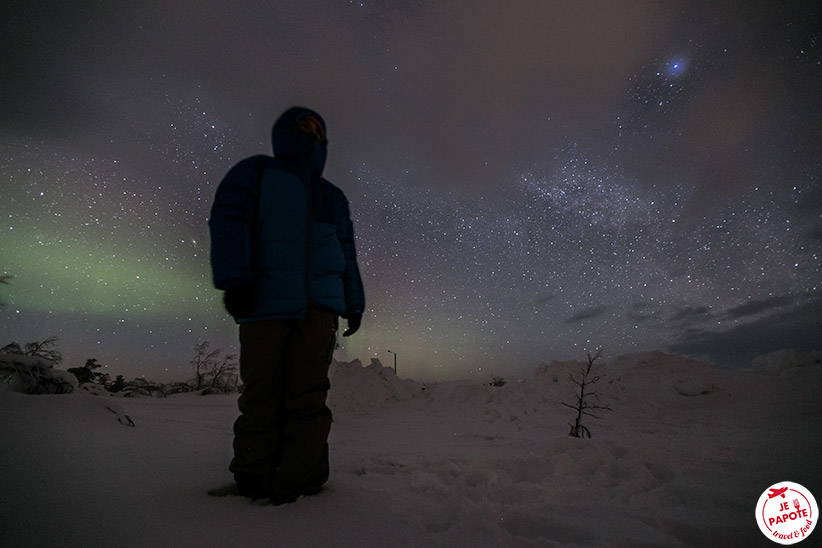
[208,106,365,504]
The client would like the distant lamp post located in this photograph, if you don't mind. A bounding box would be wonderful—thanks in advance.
[387,350,397,375]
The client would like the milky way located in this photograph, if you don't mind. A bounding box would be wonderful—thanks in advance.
[1,2,820,381]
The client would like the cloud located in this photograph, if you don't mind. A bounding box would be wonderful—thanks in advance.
[566,305,612,324]
[4,0,820,210]
[724,295,795,320]
[533,294,555,308]
[668,294,822,367]
[625,302,657,324]
[0,1,678,196]
[668,305,713,325]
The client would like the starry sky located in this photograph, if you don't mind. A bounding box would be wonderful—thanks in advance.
[1,1,820,382]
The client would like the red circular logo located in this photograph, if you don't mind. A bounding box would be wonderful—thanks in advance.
[756,481,817,544]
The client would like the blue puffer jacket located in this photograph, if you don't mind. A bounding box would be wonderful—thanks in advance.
[209,107,365,322]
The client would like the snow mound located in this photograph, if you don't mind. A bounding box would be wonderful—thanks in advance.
[2,349,821,547]
[0,354,78,394]
[608,350,711,375]
[329,358,424,413]
[671,378,717,397]
[79,383,136,426]
[751,348,821,375]
[423,380,502,406]
[608,350,721,398]
[80,382,110,396]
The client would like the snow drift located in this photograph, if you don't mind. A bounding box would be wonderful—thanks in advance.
[1,349,820,547]
[0,353,77,394]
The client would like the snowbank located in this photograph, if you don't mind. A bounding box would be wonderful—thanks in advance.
[329,358,425,413]
[0,353,77,394]
[751,348,821,375]
[1,349,820,547]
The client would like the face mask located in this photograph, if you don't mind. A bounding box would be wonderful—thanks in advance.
[310,139,327,176]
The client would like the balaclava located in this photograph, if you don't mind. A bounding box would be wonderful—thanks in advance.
[271,106,328,177]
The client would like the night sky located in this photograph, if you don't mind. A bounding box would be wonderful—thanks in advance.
[2,1,820,382]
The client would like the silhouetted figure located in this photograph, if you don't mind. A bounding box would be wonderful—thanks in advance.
[209,107,365,504]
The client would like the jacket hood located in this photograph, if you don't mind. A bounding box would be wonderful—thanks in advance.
[271,106,328,176]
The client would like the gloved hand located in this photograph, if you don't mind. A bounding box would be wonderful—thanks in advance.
[223,284,255,318]
[342,314,362,337]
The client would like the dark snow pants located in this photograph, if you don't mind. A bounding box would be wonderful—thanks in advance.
[229,306,338,502]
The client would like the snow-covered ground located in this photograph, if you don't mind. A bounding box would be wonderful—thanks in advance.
[1,350,820,547]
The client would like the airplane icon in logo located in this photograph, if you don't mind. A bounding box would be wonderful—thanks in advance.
[768,487,788,499]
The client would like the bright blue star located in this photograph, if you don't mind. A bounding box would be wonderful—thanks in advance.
[665,58,688,77]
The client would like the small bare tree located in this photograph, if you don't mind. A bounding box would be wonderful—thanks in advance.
[1,336,63,364]
[561,349,611,438]
[190,341,238,392]
[207,352,238,391]
[191,341,221,390]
